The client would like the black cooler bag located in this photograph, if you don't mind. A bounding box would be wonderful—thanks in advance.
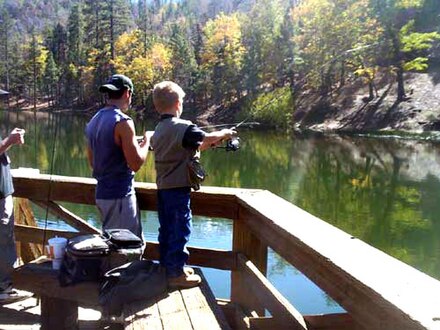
[103,229,144,270]
[59,234,110,286]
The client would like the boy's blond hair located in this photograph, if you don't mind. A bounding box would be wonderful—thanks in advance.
[153,81,186,113]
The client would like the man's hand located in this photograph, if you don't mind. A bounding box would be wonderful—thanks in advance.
[138,131,154,148]
[8,128,25,146]
[115,121,149,172]
[0,128,25,155]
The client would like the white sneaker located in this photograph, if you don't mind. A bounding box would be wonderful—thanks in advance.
[0,287,33,305]
[101,311,125,324]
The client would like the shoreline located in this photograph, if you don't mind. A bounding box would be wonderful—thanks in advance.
[2,71,439,137]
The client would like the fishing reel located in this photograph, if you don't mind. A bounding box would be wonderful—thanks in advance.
[212,136,240,151]
[204,119,259,152]
[225,137,240,152]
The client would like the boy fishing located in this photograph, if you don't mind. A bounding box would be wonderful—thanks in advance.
[151,81,235,288]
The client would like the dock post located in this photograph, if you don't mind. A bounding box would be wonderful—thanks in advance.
[40,296,79,330]
[231,204,267,317]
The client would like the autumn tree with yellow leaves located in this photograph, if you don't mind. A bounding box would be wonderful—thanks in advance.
[201,13,245,106]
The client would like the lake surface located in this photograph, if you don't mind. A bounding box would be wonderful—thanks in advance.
[2,110,440,315]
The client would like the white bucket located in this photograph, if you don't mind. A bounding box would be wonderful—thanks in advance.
[52,259,63,270]
[47,237,67,269]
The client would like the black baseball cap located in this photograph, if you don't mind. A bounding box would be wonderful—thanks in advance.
[99,74,134,94]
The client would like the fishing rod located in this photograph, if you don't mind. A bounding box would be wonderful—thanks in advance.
[198,121,260,129]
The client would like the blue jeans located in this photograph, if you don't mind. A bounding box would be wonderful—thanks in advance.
[0,196,16,291]
[157,187,192,278]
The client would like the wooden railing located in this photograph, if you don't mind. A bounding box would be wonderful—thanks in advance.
[11,170,440,330]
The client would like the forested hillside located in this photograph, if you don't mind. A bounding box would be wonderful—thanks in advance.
[0,0,439,130]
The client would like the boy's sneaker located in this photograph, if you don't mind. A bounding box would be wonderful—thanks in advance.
[168,273,201,289]
[0,286,33,305]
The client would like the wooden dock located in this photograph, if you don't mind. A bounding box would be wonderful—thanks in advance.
[10,257,229,330]
[8,170,440,329]
[124,270,230,330]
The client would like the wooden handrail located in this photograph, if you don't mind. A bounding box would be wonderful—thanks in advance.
[237,190,440,330]
[11,170,253,219]
[14,224,236,271]
[11,170,440,330]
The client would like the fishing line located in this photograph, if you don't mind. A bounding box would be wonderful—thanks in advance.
[198,121,260,129]
[34,110,37,168]
[41,112,60,249]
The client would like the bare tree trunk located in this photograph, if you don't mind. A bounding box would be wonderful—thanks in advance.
[392,35,406,102]
[369,81,374,100]
[33,35,37,112]
[396,65,406,101]
[339,62,345,89]
[95,5,100,48]
[109,0,115,73]
[5,24,10,108]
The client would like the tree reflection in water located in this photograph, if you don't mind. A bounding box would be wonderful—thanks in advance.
[2,111,440,313]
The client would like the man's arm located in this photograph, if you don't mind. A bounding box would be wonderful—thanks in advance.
[0,128,25,154]
[114,120,149,172]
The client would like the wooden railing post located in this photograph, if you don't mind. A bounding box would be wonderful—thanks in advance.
[41,296,78,330]
[14,198,43,262]
[231,204,267,316]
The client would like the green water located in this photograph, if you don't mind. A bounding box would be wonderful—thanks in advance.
[2,110,440,315]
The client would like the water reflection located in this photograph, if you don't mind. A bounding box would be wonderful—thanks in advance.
[2,110,440,313]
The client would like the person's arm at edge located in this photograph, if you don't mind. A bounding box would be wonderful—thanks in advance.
[115,120,149,172]
[0,128,25,154]
[0,137,13,155]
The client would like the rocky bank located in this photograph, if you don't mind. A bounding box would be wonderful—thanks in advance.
[295,69,440,133]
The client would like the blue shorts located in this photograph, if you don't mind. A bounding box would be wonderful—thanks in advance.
[96,194,143,240]
[0,195,16,291]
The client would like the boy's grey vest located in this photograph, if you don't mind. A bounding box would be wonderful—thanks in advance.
[152,117,198,189]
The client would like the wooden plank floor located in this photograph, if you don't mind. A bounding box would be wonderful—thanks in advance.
[9,261,231,330]
[124,269,231,330]
[0,296,102,330]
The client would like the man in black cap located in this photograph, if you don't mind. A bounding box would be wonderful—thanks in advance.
[85,74,150,240]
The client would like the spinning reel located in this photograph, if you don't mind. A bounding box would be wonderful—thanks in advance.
[225,137,240,152]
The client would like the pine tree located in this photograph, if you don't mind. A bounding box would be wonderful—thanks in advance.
[67,2,86,105]
[48,24,68,65]
[43,51,59,107]
[170,24,197,87]
[0,6,14,105]
[136,0,152,56]
[83,0,132,98]
[25,31,48,110]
